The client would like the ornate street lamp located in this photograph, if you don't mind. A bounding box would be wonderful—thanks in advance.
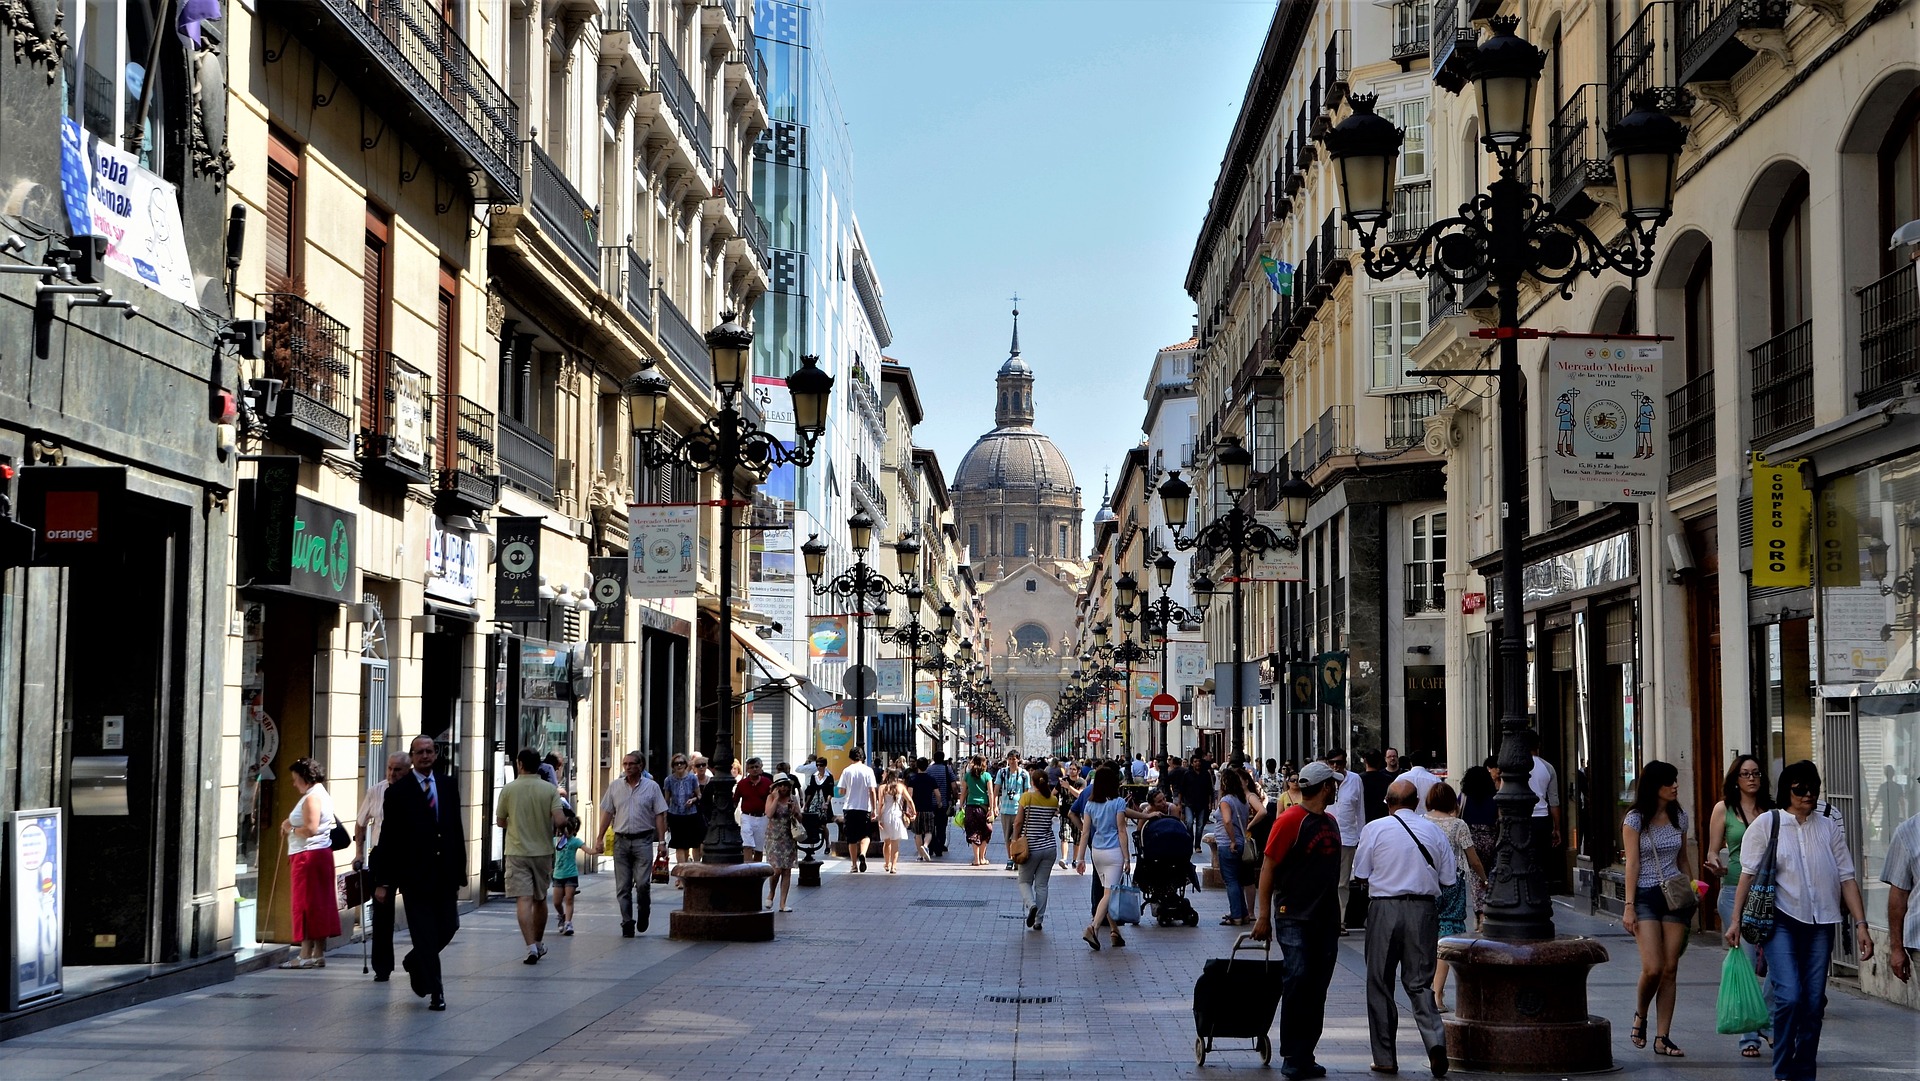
[1321,16,1684,1069]
[805,519,912,729]
[1127,553,1196,758]
[625,322,832,868]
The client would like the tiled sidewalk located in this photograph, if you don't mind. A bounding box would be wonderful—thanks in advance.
[2,844,1916,1078]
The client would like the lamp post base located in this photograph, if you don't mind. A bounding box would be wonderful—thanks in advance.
[1437,934,1612,1074]
[668,862,776,942]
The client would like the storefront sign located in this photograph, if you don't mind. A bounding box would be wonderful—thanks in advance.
[1491,532,1635,612]
[588,556,628,643]
[59,118,197,308]
[494,516,543,621]
[425,517,479,606]
[17,466,124,566]
[1404,665,1446,703]
[1542,338,1663,502]
[387,364,429,466]
[1751,452,1812,588]
[1817,474,1860,588]
[1461,592,1486,614]
[1250,513,1305,580]
[628,504,699,599]
[239,479,356,602]
[7,808,62,1010]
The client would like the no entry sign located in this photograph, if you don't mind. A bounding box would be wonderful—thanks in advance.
[1148,693,1179,723]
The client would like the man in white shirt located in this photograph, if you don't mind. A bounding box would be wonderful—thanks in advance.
[1353,781,1458,1078]
[1522,729,1562,889]
[1881,808,1920,983]
[590,751,669,937]
[1326,749,1365,934]
[1402,757,1442,812]
[838,747,879,872]
[354,752,409,982]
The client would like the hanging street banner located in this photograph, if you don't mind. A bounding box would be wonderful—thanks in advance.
[494,516,542,621]
[808,615,849,660]
[1318,651,1349,708]
[1543,338,1664,502]
[1249,512,1304,580]
[1751,452,1813,588]
[1131,672,1162,706]
[1289,662,1318,714]
[59,118,197,308]
[628,504,699,599]
[587,556,628,643]
[875,658,909,702]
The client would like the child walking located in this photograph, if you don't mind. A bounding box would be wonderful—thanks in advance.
[552,813,585,936]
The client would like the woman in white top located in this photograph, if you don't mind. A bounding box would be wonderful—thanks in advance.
[278,757,341,968]
[1725,760,1873,1081]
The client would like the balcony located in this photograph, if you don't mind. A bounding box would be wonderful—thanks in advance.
[436,395,498,512]
[1296,107,1318,168]
[1291,405,1352,472]
[259,293,354,450]
[1393,0,1432,65]
[728,29,768,109]
[656,291,714,393]
[1609,1,1693,125]
[1749,320,1813,446]
[1858,265,1919,407]
[1432,0,1479,92]
[498,416,556,503]
[1548,84,1613,217]
[1405,563,1446,616]
[601,244,653,331]
[1320,210,1350,283]
[654,36,714,175]
[271,0,518,203]
[1388,179,1435,245]
[1324,30,1352,109]
[358,351,435,486]
[739,196,769,270]
[717,152,740,211]
[529,142,599,276]
[1385,390,1443,448]
[600,0,652,79]
[1676,0,1789,87]
[1667,369,1715,488]
[1427,271,1462,329]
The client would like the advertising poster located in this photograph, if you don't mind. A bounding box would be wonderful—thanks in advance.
[1171,641,1209,684]
[816,715,854,777]
[8,808,62,1009]
[1543,338,1664,502]
[387,363,429,466]
[808,615,849,659]
[1751,452,1812,588]
[914,679,938,712]
[59,118,197,307]
[875,658,908,701]
[587,556,628,643]
[425,517,479,606]
[1131,672,1162,705]
[628,504,699,599]
[494,516,542,621]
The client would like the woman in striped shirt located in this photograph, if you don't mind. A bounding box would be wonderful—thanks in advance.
[1013,766,1060,932]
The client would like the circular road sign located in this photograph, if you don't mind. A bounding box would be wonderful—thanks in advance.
[1086,729,1104,743]
[842,664,876,697]
[1148,693,1180,723]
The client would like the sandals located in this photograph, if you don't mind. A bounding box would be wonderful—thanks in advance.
[1082,927,1102,951]
[1652,1036,1684,1058]
[1740,1044,1762,1058]
[1110,929,1126,948]
[1630,1014,1646,1049]
[277,958,317,970]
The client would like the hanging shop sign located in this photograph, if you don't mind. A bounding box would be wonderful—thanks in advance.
[1542,338,1664,502]
[238,476,356,602]
[1249,513,1305,580]
[1318,651,1349,708]
[588,556,628,643]
[1750,452,1812,589]
[7,808,62,1010]
[628,504,699,599]
[16,466,124,567]
[1288,662,1318,714]
[494,516,543,621]
[425,517,479,606]
[387,363,429,467]
[59,118,198,308]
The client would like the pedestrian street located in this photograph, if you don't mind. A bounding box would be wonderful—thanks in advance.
[2,843,1916,1081]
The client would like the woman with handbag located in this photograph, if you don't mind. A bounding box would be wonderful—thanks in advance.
[278,757,342,969]
[1072,765,1130,950]
[1622,760,1694,1057]
[663,756,705,888]
[1012,766,1060,931]
[1725,760,1873,1081]
[1705,753,1773,1057]
[1215,768,1255,926]
[877,769,916,874]
[763,778,801,912]
[963,756,996,867]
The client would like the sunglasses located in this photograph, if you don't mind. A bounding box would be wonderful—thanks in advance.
[1790,783,1819,797]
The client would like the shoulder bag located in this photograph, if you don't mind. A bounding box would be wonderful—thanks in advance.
[1739,811,1781,945]
[329,821,352,851]
[1656,812,1697,912]
[1009,836,1031,865]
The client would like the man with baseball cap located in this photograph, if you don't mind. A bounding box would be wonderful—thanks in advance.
[1251,760,1344,1079]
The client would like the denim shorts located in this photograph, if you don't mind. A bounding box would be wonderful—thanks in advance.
[1631,886,1691,925]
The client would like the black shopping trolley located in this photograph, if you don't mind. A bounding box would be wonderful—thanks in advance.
[1191,933,1283,1066]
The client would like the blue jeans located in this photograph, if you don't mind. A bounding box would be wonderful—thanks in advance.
[1219,848,1248,921]
[1761,913,1834,1081]
[1273,919,1339,1072]
[1717,886,1769,1050]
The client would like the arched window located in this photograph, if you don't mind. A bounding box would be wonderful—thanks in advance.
[1769,175,1810,334]
[1013,623,1050,652]
[1882,92,1920,274]
[1684,248,1713,382]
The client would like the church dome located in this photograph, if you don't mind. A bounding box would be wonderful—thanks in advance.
[955,427,1076,491]
[998,352,1031,376]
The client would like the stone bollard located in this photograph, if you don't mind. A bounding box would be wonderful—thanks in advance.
[1438,934,1612,1073]
[670,862,776,941]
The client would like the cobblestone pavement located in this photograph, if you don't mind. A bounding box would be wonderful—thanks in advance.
[3,841,1917,1079]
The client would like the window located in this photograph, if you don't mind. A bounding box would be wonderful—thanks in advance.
[1026,578,1037,593]
[65,0,178,174]
[1769,176,1810,333]
[1371,288,1426,388]
[1014,623,1050,651]
[1058,524,1069,556]
[1381,99,1428,179]
[362,205,393,430]
[1406,511,1446,616]
[967,523,979,560]
[436,266,459,472]
[1683,249,1713,381]
[989,516,1000,556]
[1881,93,1919,274]
[265,132,300,292]
[1013,522,1030,557]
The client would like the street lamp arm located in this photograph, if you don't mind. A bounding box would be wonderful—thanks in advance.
[635,408,823,475]
[809,561,906,604]
[1170,505,1295,557]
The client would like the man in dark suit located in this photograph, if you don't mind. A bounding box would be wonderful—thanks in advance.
[372,734,466,1012]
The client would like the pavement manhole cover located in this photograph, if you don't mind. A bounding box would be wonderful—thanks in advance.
[911,899,988,908]
[211,992,274,999]
[985,994,1053,1004]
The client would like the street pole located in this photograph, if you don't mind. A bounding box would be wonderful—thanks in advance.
[1230,544,1245,765]
[709,422,742,862]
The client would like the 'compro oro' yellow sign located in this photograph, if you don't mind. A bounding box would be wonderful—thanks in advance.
[1751,452,1812,588]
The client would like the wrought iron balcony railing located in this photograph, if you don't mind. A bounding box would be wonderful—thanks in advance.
[1388,179,1435,245]
[1609,1,1691,125]
[498,416,556,503]
[529,141,598,275]
[1324,30,1352,108]
[739,196,769,270]
[1667,369,1715,487]
[1405,563,1446,615]
[1676,0,1789,86]
[436,395,498,509]
[1432,0,1479,92]
[260,292,355,449]
[600,244,654,330]
[358,350,435,485]
[1858,265,1919,407]
[656,290,714,392]
[1393,0,1432,62]
[654,35,714,175]
[1750,320,1813,446]
[1549,83,1613,213]
[1385,389,1443,448]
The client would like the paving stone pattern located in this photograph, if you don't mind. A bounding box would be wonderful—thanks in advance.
[2,845,1916,1079]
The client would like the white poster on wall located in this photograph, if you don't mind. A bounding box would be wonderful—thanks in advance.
[59,118,197,308]
[1249,514,1305,581]
[388,364,429,465]
[628,504,699,598]
[1543,338,1664,502]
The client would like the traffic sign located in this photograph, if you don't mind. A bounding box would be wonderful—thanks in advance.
[1148,693,1179,723]
[1086,729,1104,743]
[972,734,986,745]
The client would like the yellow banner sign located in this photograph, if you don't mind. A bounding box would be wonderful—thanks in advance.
[1751,452,1811,588]
[1817,474,1859,588]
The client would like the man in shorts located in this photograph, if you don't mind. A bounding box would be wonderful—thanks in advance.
[838,747,878,872]
[496,748,567,964]
[736,757,773,861]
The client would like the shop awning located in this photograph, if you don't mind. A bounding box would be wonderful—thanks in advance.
[733,630,838,712]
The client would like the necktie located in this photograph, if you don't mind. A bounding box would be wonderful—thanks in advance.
[422,775,437,816]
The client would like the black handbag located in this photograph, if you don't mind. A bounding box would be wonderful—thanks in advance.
[329,822,352,851]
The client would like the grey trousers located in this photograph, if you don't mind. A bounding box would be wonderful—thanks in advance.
[1365,896,1445,1069]
[612,834,656,931]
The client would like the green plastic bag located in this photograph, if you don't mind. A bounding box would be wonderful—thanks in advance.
[1716,947,1768,1034]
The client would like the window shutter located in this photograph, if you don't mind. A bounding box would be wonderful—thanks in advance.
[362,234,385,432]
[436,268,458,470]
[265,164,294,291]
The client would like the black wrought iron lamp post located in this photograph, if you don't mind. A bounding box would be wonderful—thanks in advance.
[1121,557,1201,759]
[801,515,915,740]
[1319,17,1685,1071]
[880,587,956,742]
[625,319,833,866]
[1156,439,1309,763]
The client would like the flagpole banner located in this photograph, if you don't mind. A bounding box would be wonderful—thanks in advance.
[1250,513,1304,580]
[588,556,628,643]
[875,658,908,701]
[628,504,699,598]
[1543,338,1664,502]
[60,119,198,308]
[1171,641,1208,685]
[494,516,542,621]
[808,615,849,660]
[1131,672,1162,706]
[1750,452,1812,588]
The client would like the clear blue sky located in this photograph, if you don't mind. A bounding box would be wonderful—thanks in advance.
[817,0,1275,532]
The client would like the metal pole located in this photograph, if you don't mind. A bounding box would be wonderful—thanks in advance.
[1159,609,1171,762]
[705,402,742,864]
[855,572,868,749]
[1231,536,1245,764]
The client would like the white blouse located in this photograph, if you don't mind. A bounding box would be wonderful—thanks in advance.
[1740,809,1856,926]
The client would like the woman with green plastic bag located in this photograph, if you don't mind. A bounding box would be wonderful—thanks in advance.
[1717,941,1769,1034]
[1706,754,1773,1056]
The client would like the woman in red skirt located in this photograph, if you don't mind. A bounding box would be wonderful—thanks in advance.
[279,757,341,968]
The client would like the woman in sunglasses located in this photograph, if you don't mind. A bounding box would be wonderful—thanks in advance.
[1725,760,1873,1081]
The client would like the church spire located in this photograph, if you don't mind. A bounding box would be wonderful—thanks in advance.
[995,298,1034,427]
[1010,304,1021,357]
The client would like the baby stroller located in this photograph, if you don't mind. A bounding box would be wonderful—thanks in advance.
[1135,815,1200,926]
